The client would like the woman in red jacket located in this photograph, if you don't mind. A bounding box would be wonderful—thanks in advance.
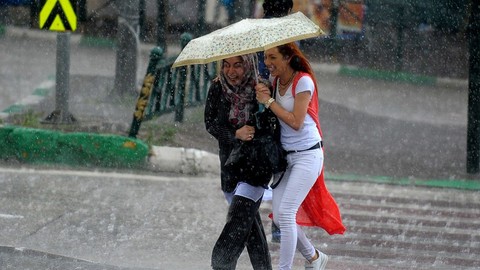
[255,43,345,270]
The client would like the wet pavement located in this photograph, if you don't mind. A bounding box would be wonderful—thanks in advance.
[1,26,480,269]
[0,167,478,270]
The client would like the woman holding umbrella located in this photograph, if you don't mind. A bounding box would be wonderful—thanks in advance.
[204,53,273,270]
[255,43,346,270]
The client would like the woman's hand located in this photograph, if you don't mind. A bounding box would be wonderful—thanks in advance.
[255,83,271,104]
[236,125,255,141]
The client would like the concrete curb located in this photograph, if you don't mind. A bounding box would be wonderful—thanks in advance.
[148,146,220,175]
[0,125,220,176]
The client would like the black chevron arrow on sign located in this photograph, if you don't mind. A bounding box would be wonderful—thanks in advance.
[41,0,74,31]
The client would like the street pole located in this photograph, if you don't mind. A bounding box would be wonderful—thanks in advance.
[156,0,167,52]
[197,0,206,35]
[29,0,40,28]
[467,0,480,174]
[329,0,339,56]
[114,0,140,96]
[139,0,147,42]
[77,0,87,22]
[43,32,76,124]
[395,4,405,72]
[235,0,252,19]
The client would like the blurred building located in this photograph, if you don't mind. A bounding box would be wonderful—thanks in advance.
[0,0,471,79]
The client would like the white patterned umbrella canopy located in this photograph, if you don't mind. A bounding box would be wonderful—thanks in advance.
[172,12,324,68]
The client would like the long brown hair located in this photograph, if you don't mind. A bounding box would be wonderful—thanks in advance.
[276,42,318,89]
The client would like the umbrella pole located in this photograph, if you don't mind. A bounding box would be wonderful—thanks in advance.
[253,62,265,113]
[253,53,260,84]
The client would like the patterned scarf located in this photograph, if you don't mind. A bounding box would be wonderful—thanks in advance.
[219,54,258,127]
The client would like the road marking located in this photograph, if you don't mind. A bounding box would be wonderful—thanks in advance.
[0,167,211,183]
[0,214,24,219]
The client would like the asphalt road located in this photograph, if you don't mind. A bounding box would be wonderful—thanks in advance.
[0,166,228,270]
[1,166,478,270]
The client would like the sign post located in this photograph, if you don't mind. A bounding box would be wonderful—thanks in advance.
[39,0,77,124]
[467,1,480,174]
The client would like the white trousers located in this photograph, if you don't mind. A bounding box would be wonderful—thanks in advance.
[272,148,323,270]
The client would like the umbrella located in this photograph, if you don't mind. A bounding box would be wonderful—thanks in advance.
[171,12,324,68]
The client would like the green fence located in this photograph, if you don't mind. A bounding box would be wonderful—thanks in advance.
[128,33,217,138]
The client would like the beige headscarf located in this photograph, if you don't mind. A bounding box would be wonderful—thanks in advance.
[219,54,258,127]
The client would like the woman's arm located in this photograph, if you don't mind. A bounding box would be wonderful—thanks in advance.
[255,83,310,131]
[268,91,309,131]
[204,82,237,144]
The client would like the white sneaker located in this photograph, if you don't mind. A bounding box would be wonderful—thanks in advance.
[305,249,328,270]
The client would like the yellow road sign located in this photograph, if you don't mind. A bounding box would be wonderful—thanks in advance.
[39,0,77,31]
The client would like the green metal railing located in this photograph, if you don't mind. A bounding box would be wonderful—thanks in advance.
[128,33,217,138]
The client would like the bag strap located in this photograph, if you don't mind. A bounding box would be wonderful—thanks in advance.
[270,171,285,189]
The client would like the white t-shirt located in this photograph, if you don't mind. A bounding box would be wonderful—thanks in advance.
[274,75,322,151]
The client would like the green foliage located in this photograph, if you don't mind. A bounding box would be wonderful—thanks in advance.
[10,110,42,128]
[0,24,5,38]
[79,36,116,48]
[143,122,177,146]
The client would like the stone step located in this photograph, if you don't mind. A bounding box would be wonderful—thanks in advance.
[261,181,480,269]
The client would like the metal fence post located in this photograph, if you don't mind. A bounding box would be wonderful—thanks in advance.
[174,33,193,122]
[128,32,212,136]
[175,66,187,122]
[129,47,164,138]
[156,0,167,51]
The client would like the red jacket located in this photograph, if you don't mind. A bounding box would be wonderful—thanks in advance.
[275,72,346,235]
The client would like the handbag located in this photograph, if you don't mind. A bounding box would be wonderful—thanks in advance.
[224,108,287,187]
[254,107,287,174]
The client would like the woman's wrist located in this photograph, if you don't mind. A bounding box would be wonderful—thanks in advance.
[264,98,275,109]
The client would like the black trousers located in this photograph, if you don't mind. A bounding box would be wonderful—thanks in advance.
[211,195,272,270]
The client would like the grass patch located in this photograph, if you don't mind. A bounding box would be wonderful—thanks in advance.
[9,110,42,128]
[142,122,178,146]
[79,36,116,48]
[0,24,5,38]
[339,66,436,86]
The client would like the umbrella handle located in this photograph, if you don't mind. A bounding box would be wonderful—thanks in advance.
[254,71,265,113]
[252,53,265,113]
[253,58,259,84]
[258,104,265,113]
